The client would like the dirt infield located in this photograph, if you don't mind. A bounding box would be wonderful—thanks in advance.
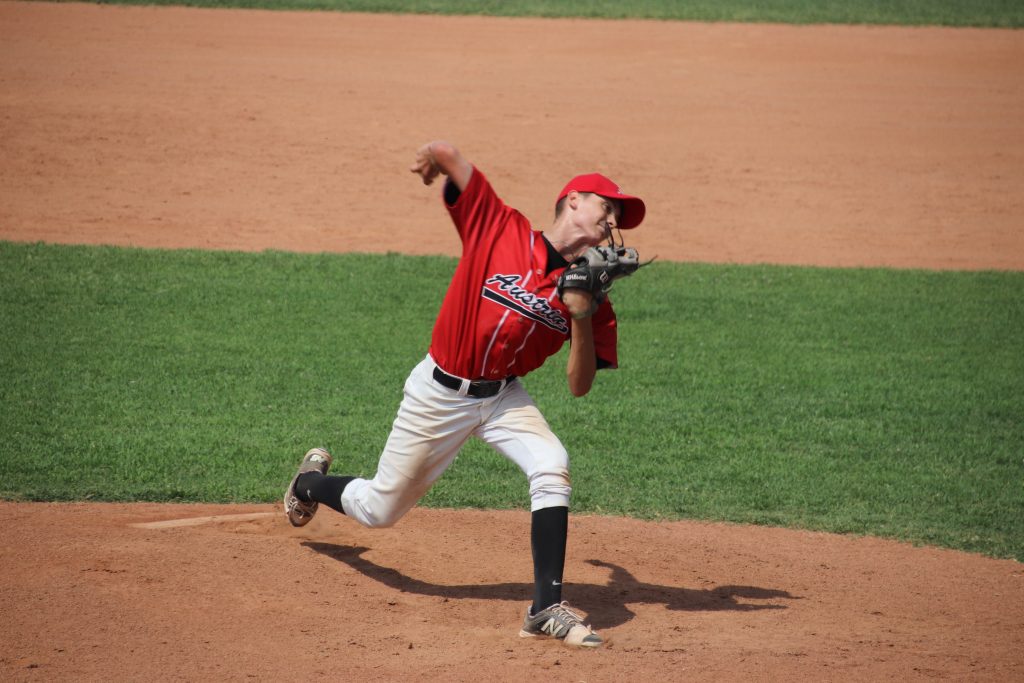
[3,503,1023,681]
[1,3,1023,681]
[3,2,1023,269]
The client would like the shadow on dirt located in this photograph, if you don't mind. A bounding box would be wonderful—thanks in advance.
[302,542,798,629]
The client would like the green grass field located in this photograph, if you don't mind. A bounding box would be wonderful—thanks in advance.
[78,0,1024,27]
[2,241,1022,560]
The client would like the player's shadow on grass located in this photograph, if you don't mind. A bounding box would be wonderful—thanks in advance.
[302,542,797,630]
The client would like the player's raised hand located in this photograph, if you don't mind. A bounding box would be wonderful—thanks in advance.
[410,141,474,191]
[410,143,442,185]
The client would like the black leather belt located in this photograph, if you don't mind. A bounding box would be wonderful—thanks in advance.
[432,366,515,399]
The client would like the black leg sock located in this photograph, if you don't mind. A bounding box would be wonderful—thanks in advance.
[294,472,354,515]
[531,506,568,614]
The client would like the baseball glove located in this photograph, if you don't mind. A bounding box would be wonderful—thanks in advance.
[557,246,642,318]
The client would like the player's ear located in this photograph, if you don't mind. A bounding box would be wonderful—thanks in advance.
[567,190,581,211]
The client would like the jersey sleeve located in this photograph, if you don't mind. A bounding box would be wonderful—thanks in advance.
[445,167,509,248]
[591,299,618,369]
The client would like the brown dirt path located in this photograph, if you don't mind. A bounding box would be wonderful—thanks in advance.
[2,2,1023,269]
[3,503,1023,682]
[1,3,1023,681]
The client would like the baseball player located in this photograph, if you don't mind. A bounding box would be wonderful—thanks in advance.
[284,140,645,648]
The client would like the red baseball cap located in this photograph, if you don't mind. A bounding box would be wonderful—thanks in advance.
[556,173,646,229]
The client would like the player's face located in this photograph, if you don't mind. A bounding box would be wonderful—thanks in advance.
[575,193,622,245]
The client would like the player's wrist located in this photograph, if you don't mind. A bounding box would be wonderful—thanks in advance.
[570,307,595,320]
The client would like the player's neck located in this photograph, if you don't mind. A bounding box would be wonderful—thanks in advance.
[543,234,582,262]
[543,220,590,262]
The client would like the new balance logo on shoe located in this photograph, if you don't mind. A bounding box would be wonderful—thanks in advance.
[540,618,562,637]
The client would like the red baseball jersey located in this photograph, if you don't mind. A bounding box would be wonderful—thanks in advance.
[429,167,618,381]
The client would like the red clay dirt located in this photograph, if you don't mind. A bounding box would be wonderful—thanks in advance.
[1,3,1023,681]
[3,2,1023,269]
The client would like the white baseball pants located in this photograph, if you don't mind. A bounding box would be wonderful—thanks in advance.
[340,355,571,528]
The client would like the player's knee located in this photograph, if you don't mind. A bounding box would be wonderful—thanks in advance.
[362,513,398,528]
[529,468,571,509]
[359,503,411,529]
[344,495,409,529]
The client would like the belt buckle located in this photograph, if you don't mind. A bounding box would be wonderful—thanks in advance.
[469,380,489,399]
[470,378,504,399]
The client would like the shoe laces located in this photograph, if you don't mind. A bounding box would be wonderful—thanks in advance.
[546,601,586,627]
[286,492,313,516]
